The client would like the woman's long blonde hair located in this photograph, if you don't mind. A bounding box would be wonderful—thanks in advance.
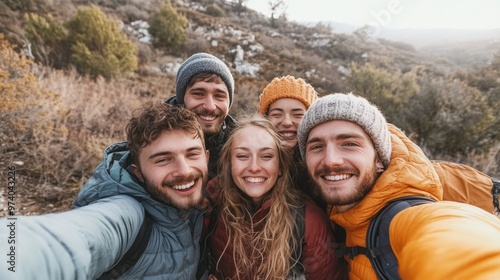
[216,115,303,279]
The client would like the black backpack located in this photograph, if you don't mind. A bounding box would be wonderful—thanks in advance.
[336,196,436,280]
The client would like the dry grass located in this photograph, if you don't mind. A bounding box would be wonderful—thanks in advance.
[1,63,171,216]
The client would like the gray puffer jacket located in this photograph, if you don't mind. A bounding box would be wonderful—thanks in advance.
[0,142,204,280]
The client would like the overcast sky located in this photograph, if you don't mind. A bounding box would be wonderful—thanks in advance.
[246,0,500,30]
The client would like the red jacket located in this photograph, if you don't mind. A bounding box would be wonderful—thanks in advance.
[205,179,347,279]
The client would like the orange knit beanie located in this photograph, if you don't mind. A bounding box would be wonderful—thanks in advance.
[258,75,318,115]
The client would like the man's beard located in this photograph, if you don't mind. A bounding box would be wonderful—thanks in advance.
[143,171,208,211]
[193,108,225,136]
[315,163,380,206]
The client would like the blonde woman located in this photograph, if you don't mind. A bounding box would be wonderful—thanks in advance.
[204,116,347,280]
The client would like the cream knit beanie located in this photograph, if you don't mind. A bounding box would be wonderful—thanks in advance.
[297,93,392,167]
[259,76,318,115]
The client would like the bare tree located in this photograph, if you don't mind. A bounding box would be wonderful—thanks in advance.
[230,0,249,15]
[268,0,287,27]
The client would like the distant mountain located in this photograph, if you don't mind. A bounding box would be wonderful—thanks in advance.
[305,21,500,49]
[301,21,359,34]
[375,27,500,48]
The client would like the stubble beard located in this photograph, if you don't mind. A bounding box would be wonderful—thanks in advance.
[144,171,208,211]
[315,163,379,206]
[194,109,225,136]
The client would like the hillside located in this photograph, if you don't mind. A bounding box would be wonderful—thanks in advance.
[1,0,499,216]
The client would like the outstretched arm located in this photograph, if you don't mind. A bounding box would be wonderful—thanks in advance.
[0,195,144,280]
[392,201,500,279]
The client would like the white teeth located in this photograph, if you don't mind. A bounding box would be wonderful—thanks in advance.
[199,115,216,121]
[281,132,295,137]
[324,174,351,181]
[245,177,265,183]
[173,181,194,190]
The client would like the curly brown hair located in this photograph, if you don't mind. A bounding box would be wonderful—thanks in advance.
[126,100,204,164]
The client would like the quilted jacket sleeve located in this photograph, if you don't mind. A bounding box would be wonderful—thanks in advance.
[390,201,500,279]
[0,195,144,280]
[301,199,348,280]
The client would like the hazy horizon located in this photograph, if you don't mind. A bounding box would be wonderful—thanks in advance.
[247,0,500,31]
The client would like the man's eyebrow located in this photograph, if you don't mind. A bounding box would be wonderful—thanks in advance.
[148,151,172,160]
[186,146,204,153]
[306,136,322,145]
[148,145,204,160]
[187,86,207,92]
[335,133,365,140]
[306,132,365,145]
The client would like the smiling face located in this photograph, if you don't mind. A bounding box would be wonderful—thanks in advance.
[230,125,280,204]
[131,130,209,211]
[267,98,307,148]
[183,80,230,136]
[305,120,383,212]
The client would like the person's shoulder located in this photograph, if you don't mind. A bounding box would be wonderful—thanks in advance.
[91,195,145,215]
[165,96,179,105]
[303,197,331,224]
[225,114,236,127]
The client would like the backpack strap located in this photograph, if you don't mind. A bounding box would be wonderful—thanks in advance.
[366,196,435,280]
[197,205,219,279]
[492,178,500,215]
[98,211,153,280]
[290,203,306,274]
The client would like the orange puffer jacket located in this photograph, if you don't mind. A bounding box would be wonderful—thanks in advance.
[432,160,496,214]
[388,124,496,214]
[331,125,500,280]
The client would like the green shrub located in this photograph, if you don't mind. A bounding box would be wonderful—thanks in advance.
[414,79,497,155]
[65,5,138,79]
[24,13,69,68]
[148,1,187,54]
[346,63,419,126]
[205,3,225,17]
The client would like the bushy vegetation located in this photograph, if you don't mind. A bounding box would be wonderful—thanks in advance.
[24,5,138,79]
[148,1,188,54]
[205,3,225,17]
[0,34,46,133]
[24,13,68,68]
[0,34,161,214]
[65,5,138,79]
[347,63,419,125]
[346,62,499,173]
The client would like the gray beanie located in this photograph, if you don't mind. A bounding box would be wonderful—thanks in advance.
[175,53,234,107]
[297,93,392,167]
